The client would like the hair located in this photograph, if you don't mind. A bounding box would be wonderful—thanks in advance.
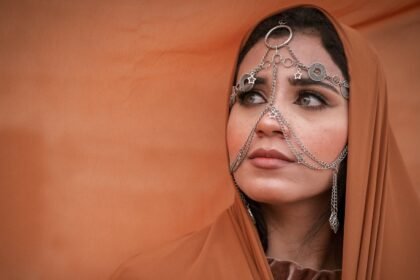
[233,6,349,262]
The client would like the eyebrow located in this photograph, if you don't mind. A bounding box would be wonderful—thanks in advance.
[254,76,339,94]
[288,77,339,94]
[255,77,267,85]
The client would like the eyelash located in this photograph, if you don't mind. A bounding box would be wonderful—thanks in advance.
[294,90,329,110]
[237,90,267,106]
[236,89,329,110]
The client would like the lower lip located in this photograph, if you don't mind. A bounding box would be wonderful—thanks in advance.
[249,157,293,169]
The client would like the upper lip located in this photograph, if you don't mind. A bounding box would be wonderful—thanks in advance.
[248,148,295,162]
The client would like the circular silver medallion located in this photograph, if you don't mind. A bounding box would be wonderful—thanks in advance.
[237,73,255,92]
[308,63,327,82]
[340,85,349,99]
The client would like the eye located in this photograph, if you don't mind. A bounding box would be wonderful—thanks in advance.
[294,91,328,110]
[238,91,267,106]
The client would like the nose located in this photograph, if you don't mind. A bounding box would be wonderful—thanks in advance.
[255,108,287,138]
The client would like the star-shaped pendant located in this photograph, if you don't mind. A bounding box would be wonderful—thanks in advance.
[247,74,256,85]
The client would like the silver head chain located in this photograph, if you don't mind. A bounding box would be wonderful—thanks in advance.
[229,21,349,233]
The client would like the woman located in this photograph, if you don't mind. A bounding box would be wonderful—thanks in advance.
[228,7,348,277]
[112,5,419,280]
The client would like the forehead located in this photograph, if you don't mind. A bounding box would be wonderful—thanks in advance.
[237,33,343,79]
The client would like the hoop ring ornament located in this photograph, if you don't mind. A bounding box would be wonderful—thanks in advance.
[282,57,295,68]
[272,54,282,65]
[264,24,293,49]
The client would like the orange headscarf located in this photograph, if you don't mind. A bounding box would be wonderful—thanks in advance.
[111,5,420,280]
[1,1,419,279]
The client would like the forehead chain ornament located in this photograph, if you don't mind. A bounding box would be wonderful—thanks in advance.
[230,21,349,108]
[230,21,349,233]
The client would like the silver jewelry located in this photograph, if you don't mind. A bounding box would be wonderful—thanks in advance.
[329,170,339,233]
[237,73,256,92]
[294,66,302,79]
[308,63,326,81]
[264,22,293,49]
[233,176,256,224]
[230,21,348,233]
[230,21,349,101]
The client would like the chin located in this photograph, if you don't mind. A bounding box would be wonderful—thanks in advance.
[237,175,332,206]
[239,180,301,204]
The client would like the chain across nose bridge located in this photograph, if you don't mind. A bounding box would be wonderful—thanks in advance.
[263,105,289,137]
[268,106,279,120]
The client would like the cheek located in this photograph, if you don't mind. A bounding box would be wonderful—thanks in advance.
[226,110,255,160]
[226,114,243,159]
[296,117,348,162]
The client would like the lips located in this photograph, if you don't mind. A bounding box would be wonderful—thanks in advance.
[248,148,295,169]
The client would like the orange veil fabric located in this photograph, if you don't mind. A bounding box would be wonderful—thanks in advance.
[111,5,420,280]
[0,1,419,279]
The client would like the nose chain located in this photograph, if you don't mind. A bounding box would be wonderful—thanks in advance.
[268,106,348,171]
[229,107,267,173]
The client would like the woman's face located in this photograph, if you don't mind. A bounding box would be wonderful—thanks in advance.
[227,33,348,205]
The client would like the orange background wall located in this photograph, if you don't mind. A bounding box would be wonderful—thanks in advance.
[0,1,418,279]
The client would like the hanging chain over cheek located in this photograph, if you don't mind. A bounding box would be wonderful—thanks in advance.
[267,106,348,171]
[229,108,268,173]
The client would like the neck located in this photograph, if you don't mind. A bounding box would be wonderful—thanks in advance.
[262,191,339,270]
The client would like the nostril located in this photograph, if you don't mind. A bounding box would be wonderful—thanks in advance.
[272,127,286,139]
